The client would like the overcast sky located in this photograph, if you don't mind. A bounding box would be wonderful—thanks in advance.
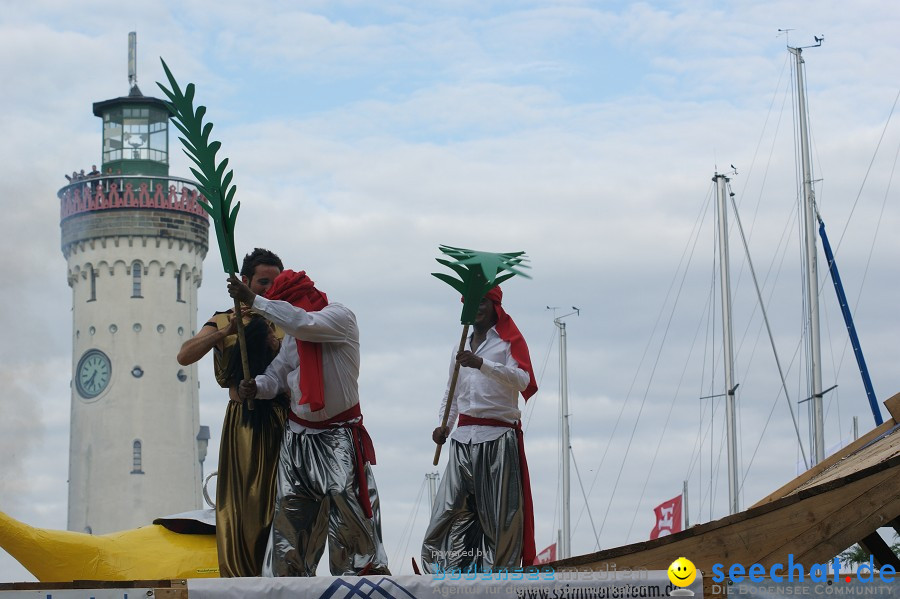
[2,0,900,581]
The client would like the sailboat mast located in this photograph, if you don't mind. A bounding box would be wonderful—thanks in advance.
[714,173,740,514]
[790,45,826,465]
[555,316,571,559]
[426,472,439,508]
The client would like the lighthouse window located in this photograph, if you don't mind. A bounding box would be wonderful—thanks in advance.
[102,109,124,162]
[176,268,184,302]
[124,115,149,160]
[131,261,142,298]
[131,440,144,474]
[148,108,168,163]
[88,267,97,301]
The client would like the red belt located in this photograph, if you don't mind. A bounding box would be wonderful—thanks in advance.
[289,404,377,519]
[457,414,536,566]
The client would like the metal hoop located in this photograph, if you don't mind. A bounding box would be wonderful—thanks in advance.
[203,470,218,508]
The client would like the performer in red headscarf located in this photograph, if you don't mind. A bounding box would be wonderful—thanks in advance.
[228,269,389,577]
[422,285,538,572]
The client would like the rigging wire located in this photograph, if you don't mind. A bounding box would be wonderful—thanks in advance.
[733,83,794,376]
[824,90,900,429]
[593,182,716,543]
[709,407,730,519]
[572,183,715,536]
[628,186,727,536]
[391,474,428,573]
[738,280,810,489]
[521,323,562,549]
[684,257,716,483]
[523,325,558,434]
[728,184,808,468]
[624,276,712,541]
[570,449,601,549]
[731,53,792,296]
[683,258,717,516]
[696,396,728,521]
[685,56,794,524]
[684,255,716,522]
[726,71,806,481]
[831,129,900,422]
[789,52,819,459]
[832,86,900,254]
[526,339,562,555]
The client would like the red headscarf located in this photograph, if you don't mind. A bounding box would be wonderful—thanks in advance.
[264,270,329,412]
[483,285,539,565]
[485,286,538,400]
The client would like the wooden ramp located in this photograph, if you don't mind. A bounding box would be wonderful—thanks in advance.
[552,393,900,593]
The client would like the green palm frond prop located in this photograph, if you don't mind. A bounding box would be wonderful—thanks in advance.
[157,58,239,274]
[431,245,531,324]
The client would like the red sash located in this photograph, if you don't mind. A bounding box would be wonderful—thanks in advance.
[288,404,377,519]
[265,270,329,412]
[456,414,536,567]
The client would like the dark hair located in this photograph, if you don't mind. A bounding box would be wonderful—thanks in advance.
[223,317,280,387]
[240,248,283,280]
[224,317,288,424]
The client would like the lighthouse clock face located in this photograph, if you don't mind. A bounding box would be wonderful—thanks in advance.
[76,349,112,399]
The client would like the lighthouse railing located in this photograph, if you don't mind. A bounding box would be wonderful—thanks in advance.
[58,175,210,220]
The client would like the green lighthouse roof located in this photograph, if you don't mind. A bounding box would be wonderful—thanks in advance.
[92,85,168,117]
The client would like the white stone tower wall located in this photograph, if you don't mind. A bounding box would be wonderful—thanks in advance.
[63,206,207,534]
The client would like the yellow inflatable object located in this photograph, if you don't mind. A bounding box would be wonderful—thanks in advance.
[0,510,218,581]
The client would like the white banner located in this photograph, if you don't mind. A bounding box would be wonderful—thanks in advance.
[0,590,156,599]
[188,570,702,599]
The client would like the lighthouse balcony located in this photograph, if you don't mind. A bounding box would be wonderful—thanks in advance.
[58,175,210,221]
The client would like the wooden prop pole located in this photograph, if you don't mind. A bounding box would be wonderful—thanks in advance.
[433,324,470,465]
[232,295,254,411]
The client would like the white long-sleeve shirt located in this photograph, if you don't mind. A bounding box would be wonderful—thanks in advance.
[439,326,530,444]
[251,295,361,431]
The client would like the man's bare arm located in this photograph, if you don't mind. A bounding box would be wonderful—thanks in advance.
[176,316,235,365]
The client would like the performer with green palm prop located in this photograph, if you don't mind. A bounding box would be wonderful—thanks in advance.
[159,61,289,578]
[430,245,531,464]
[423,245,538,571]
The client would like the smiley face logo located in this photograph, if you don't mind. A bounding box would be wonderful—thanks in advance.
[667,557,697,587]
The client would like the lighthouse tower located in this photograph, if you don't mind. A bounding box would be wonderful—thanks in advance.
[58,34,209,534]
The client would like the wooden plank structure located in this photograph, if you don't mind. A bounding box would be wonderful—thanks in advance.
[552,393,900,597]
[0,579,188,598]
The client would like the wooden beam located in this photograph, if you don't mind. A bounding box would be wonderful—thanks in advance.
[704,577,726,599]
[554,458,900,573]
[859,531,900,570]
[0,580,185,592]
[767,469,900,566]
[752,413,898,507]
[885,391,900,422]
[792,430,900,491]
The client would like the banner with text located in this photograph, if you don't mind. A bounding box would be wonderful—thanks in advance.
[188,570,702,599]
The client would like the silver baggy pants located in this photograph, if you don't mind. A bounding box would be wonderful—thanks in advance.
[262,426,390,576]
[421,430,523,573]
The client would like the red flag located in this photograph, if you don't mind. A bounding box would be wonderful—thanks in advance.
[533,543,557,565]
[649,494,683,539]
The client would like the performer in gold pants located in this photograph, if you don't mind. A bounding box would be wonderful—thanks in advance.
[177,248,286,576]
